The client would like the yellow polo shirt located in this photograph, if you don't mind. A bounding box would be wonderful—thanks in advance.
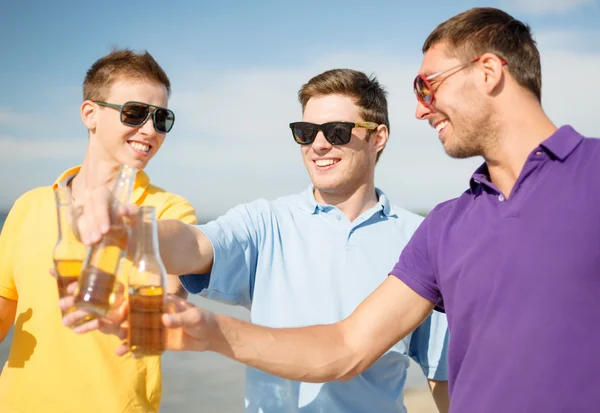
[0,166,197,413]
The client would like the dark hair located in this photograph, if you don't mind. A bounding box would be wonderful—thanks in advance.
[298,69,389,161]
[423,7,542,101]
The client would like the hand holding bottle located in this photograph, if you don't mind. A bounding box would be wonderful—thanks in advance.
[73,165,137,317]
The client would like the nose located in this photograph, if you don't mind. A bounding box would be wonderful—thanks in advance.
[415,99,432,120]
[311,130,333,152]
[138,111,157,135]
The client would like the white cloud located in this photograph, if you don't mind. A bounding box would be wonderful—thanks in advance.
[144,32,600,217]
[0,136,86,160]
[502,0,598,14]
[0,108,34,127]
[2,29,599,216]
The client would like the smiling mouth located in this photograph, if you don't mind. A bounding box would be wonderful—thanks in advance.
[314,159,339,167]
[128,141,151,153]
[435,120,449,134]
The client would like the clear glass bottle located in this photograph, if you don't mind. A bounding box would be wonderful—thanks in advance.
[127,206,166,357]
[74,165,137,316]
[53,186,87,319]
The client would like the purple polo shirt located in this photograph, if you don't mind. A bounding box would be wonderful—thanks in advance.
[391,125,600,413]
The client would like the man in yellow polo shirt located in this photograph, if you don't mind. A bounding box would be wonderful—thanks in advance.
[0,49,197,413]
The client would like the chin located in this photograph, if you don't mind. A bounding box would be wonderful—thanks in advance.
[119,157,149,171]
[312,179,345,194]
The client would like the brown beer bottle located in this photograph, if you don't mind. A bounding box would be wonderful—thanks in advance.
[53,186,87,318]
[74,165,137,316]
[127,206,166,357]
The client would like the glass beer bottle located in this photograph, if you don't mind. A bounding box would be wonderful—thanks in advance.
[127,206,166,357]
[74,165,137,316]
[53,186,87,318]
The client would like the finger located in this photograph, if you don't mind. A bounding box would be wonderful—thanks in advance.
[62,307,90,326]
[119,203,139,219]
[72,317,101,334]
[49,267,56,278]
[115,343,130,357]
[97,318,126,338]
[77,208,100,246]
[58,296,75,311]
[66,280,78,295]
[162,306,202,329]
[164,294,194,313]
[89,188,112,235]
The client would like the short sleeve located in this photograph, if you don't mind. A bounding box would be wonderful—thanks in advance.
[408,309,449,380]
[155,195,198,225]
[179,200,270,308]
[0,198,24,300]
[389,212,443,309]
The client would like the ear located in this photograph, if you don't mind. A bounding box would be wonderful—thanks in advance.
[478,53,505,95]
[80,100,97,132]
[373,124,389,155]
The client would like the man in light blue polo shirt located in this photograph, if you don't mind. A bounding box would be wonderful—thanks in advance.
[178,69,449,413]
[66,68,450,412]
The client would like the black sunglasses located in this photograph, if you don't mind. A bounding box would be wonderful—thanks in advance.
[289,121,379,145]
[94,101,175,133]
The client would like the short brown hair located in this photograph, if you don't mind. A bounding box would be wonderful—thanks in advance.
[298,69,389,161]
[83,48,171,102]
[423,7,542,101]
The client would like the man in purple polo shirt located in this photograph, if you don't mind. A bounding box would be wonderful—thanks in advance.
[64,6,598,413]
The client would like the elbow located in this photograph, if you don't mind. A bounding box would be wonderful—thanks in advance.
[335,342,371,382]
[337,359,368,382]
[332,321,373,382]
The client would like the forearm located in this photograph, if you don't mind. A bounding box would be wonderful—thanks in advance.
[207,313,362,382]
[167,277,435,384]
[156,220,212,275]
[428,379,450,413]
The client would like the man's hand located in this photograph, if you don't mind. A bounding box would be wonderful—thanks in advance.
[55,269,215,356]
[115,296,213,356]
[54,268,128,338]
[72,186,139,246]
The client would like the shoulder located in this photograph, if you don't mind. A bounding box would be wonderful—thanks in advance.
[425,195,466,225]
[11,186,54,212]
[2,186,53,232]
[141,183,198,224]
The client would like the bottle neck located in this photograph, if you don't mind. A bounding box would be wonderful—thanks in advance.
[56,202,74,239]
[54,187,77,241]
[112,165,137,206]
[134,216,160,258]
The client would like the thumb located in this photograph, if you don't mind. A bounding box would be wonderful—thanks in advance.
[163,307,202,329]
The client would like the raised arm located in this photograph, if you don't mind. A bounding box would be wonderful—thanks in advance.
[162,276,435,382]
[155,219,213,275]
[73,185,213,276]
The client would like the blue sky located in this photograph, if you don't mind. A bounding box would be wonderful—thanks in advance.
[1,0,599,217]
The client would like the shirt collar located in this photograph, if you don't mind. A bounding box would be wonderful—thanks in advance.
[469,125,584,192]
[539,125,584,161]
[52,165,150,204]
[298,185,395,217]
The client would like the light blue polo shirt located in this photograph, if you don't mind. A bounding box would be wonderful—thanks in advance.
[180,187,449,413]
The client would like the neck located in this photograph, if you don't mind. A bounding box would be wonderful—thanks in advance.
[483,97,557,198]
[70,142,123,204]
[313,180,378,222]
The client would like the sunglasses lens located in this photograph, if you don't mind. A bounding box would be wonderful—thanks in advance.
[291,123,316,145]
[121,103,150,125]
[323,123,352,145]
[415,77,433,105]
[154,108,175,133]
